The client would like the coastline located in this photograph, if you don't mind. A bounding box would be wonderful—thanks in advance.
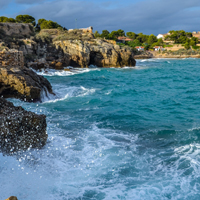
[134,52,200,59]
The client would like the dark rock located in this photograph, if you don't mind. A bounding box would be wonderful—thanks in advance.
[0,97,47,152]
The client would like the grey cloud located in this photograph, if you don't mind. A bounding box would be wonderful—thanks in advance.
[15,0,46,4]
[18,0,200,34]
[0,0,12,10]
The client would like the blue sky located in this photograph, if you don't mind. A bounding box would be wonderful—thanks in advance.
[1,0,200,35]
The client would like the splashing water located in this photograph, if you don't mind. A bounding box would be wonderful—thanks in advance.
[2,59,200,200]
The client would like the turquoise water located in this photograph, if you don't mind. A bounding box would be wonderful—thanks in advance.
[1,58,200,199]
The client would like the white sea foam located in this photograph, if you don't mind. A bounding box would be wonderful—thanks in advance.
[0,124,138,200]
[1,123,200,199]
[188,126,200,132]
[41,86,96,103]
[33,67,100,77]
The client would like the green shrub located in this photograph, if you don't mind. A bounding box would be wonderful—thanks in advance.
[52,30,92,42]
[192,46,200,50]
[35,32,52,43]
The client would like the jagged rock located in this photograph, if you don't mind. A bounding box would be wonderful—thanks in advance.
[55,61,63,70]
[0,97,47,152]
[0,65,54,102]
[53,39,136,68]
[0,24,136,68]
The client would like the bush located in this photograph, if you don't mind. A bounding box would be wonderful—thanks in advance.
[16,15,35,25]
[35,32,52,43]
[192,46,200,50]
[52,30,92,42]
[39,19,62,29]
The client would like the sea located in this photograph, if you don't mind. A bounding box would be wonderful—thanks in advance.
[1,58,200,200]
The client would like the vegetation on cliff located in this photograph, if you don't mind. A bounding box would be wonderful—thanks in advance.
[0,15,63,31]
[94,29,200,51]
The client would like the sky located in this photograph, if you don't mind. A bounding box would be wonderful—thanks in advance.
[1,0,200,35]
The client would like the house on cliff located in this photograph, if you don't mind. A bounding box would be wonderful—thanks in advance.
[135,46,144,51]
[68,26,93,33]
[192,31,200,42]
[153,46,165,51]
[117,36,133,43]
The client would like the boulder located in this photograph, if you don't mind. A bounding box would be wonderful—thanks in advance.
[0,66,54,102]
[0,97,47,152]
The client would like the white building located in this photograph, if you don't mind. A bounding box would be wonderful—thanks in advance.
[135,46,144,51]
[153,46,165,51]
[157,33,170,39]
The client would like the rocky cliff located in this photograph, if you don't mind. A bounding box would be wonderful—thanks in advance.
[0,25,136,69]
[0,49,54,102]
[0,49,24,67]
[0,23,34,38]
[53,39,136,68]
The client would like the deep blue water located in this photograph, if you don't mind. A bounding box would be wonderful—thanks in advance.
[1,58,200,199]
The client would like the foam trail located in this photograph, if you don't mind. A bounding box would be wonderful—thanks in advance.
[33,68,100,77]
[41,86,96,103]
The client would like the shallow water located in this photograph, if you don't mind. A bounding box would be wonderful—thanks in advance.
[1,58,200,199]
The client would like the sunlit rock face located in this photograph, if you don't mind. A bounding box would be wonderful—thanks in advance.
[53,39,136,68]
[0,98,47,153]
[0,65,54,102]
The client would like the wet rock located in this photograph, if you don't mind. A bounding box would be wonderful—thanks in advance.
[0,65,54,102]
[0,97,47,152]
[55,61,63,70]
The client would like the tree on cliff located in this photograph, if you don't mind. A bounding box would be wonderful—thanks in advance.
[147,34,157,45]
[38,19,62,29]
[94,31,101,38]
[117,29,125,36]
[100,30,110,39]
[136,33,149,43]
[0,16,16,23]
[184,42,190,50]
[38,18,46,25]
[126,39,142,47]
[16,15,35,25]
[166,30,194,44]
[126,32,137,39]
[109,29,125,40]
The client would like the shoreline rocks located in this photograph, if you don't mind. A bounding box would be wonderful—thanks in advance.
[0,97,47,153]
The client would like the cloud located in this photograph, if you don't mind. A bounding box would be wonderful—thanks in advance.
[15,0,47,5]
[0,0,12,10]
[15,0,200,34]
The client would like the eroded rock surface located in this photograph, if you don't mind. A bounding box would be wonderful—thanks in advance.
[0,65,54,102]
[53,39,136,68]
[0,97,47,152]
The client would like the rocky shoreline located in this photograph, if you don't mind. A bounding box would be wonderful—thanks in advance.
[152,54,200,59]
[134,51,200,59]
[0,23,137,156]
